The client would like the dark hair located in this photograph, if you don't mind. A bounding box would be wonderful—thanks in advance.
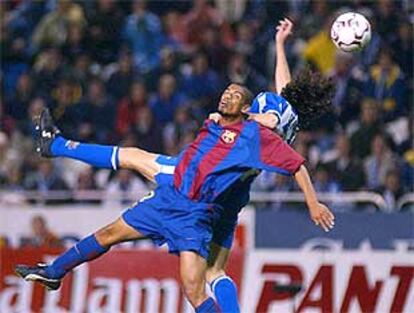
[234,83,254,106]
[281,68,335,129]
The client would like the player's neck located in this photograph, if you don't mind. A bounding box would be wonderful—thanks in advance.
[219,115,244,127]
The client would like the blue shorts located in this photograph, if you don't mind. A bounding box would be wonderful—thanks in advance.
[122,184,218,259]
[154,155,176,186]
[152,155,242,250]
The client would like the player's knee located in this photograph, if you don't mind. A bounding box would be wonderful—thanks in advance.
[94,227,118,247]
[119,147,143,169]
[206,267,226,284]
[94,220,129,246]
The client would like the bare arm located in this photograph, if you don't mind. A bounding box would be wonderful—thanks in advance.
[275,18,293,94]
[294,165,335,232]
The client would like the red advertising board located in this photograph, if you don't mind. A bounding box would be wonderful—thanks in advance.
[0,247,245,313]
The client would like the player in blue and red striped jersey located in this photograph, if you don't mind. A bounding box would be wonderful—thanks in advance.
[16,82,334,313]
[15,19,335,313]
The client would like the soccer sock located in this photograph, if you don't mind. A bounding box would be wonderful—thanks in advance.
[195,297,220,313]
[211,275,240,313]
[50,136,119,170]
[45,234,109,279]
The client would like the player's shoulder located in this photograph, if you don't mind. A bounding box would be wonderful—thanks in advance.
[252,91,290,112]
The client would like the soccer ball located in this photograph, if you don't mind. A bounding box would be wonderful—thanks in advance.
[331,12,371,52]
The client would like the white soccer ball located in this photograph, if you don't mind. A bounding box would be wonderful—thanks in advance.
[331,12,371,52]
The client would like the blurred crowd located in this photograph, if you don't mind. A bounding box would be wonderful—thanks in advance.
[0,0,413,210]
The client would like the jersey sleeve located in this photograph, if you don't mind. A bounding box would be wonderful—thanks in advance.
[250,92,284,120]
[247,124,305,175]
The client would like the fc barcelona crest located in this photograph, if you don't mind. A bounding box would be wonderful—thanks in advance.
[221,130,237,144]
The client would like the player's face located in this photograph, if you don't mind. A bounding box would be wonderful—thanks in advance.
[218,84,248,117]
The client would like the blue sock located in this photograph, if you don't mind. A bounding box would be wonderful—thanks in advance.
[195,297,220,313]
[211,275,240,313]
[45,234,108,279]
[51,136,119,170]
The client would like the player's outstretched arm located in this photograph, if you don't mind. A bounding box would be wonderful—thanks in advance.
[294,165,335,232]
[275,18,293,94]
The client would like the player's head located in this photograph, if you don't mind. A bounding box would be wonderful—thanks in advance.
[280,68,334,129]
[218,83,253,118]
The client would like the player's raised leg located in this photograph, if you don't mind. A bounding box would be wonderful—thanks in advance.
[207,243,240,313]
[15,217,144,290]
[180,251,221,312]
[36,108,161,180]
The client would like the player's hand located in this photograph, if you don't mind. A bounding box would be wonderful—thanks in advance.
[245,112,279,129]
[309,202,335,232]
[275,18,293,44]
[208,112,222,123]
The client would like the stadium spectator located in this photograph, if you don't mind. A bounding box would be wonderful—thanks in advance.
[74,166,101,204]
[350,98,381,159]
[0,236,9,249]
[71,53,93,89]
[75,166,98,191]
[123,0,164,73]
[149,74,187,125]
[32,0,85,49]
[357,8,382,69]
[0,0,411,206]
[61,23,87,64]
[104,169,148,207]
[162,11,187,49]
[0,132,18,185]
[233,21,256,57]
[130,106,163,153]
[376,169,406,211]
[374,0,400,44]
[116,81,148,137]
[390,20,413,81]
[145,47,182,93]
[163,106,198,155]
[5,72,34,121]
[21,215,62,248]
[85,0,124,64]
[325,134,366,191]
[329,51,364,124]
[364,134,400,189]
[302,19,336,74]
[298,1,331,40]
[23,160,69,202]
[0,100,16,136]
[107,50,137,100]
[183,0,234,49]
[365,49,407,122]
[181,52,221,105]
[252,171,294,194]
[223,52,267,95]
[1,30,31,98]
[2,0,47,41]
[48,78,82,137]
[78,79,116,143]
[313,163,340,193]
[18,97,46,138]
[32,47,65,97]
[198,26,230,73]
[215,0,248,23]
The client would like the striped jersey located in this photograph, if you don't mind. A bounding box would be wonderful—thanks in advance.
[173,119,304,202]
[250,92,299,145]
